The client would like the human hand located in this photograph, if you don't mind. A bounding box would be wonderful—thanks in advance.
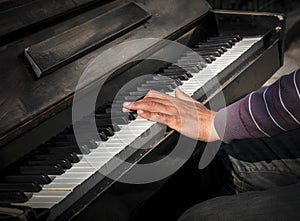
[122,88,220,142]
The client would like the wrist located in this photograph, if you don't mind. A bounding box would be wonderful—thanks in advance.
[209,111,220,142]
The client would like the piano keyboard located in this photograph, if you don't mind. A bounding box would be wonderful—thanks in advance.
[0,35,263,220]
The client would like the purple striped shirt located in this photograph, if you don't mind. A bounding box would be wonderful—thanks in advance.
[214,69,300,143]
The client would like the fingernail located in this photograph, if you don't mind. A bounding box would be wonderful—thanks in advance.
[137,110,144,114]
[123,102,132,108]
[122,107,130,113]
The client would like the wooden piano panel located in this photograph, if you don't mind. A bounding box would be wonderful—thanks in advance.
[0,0,212,168]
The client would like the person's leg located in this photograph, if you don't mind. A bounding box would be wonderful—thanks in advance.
[178,182,300,221]
[218,128,300,193]
[179,129,300,220]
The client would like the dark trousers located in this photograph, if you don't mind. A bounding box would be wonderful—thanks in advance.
[179,128,300,220]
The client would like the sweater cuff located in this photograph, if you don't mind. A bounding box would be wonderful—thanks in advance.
[214,101,250,143]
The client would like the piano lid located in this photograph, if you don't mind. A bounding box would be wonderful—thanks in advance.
[24,2,152,78]
[0,0,212,146]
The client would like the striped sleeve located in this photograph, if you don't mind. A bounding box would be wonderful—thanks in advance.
[214,69,300,143]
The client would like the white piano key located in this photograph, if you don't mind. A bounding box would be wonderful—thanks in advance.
[51,178,87,184]
[29,191,71,197]
[24,195,64,203]
[14,202,55,209]
[96,142,125,147]
[42,183,78,191]
[54,172,91,179]
[88,152,118,157]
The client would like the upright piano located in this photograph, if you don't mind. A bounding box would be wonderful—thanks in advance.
[0,0,285,220]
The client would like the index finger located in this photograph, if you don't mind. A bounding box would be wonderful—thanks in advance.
[144,90,170,99]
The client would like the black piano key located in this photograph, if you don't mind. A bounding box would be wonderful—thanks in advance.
[35,153,80,163]
[207,36,236,42]
[135,84,173,93]
[109,123,121,132]
[74,139,99,149]
[46,145,91,154]
[128,91,148,96]
[176,60,205,69]
[77,129,111,142]
[0,183,42,192]
[194,65,203,72]
[199,62,207,68]
[219,46,228,52]
[28,159,72,169]
[189,52,215,61]
[174,79,183,86]
[153,76,183,85]
[123,95,144,101]
[165,68,195,76]
[195,45,228,52]
[98,127,114,136]
[172,63,199,73]
[95,113,111,119]
[104,110,136,121]
[97,123,121,132]
[192,48,224,54]
[95,117,129,125]
[80,144,95,153]
[166,69,193,78]
[173,75,190,81]
[0,192,31,203]
[99,131,108,141]
[6,174,54,184]
[95,113,118,119]
[20,165,65,175]
[88,140,99,148]
[216,48,225,54]
[160,73,190,81]
[193,50,222,57]
[206,38,235,46]
[114,116,130,124]
[179,57,208,65]
[133,87,149,93]
[203,55,216,61]
[164,68,188,74]
[197,42,232,48]
[139,84,174,92]
[129,112,137,120]
[104,108,118,114]
[54,135,98,148]
[177,63,204,72]
[97,112,132,118]
[210,35,242,42]
[142,83,177,90]
[146,79,178,86]
[234,35,242,41]
[203,57,212,63]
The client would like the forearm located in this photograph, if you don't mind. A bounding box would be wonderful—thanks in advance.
[214,69,300,143]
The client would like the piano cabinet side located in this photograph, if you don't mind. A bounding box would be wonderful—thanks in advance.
[204,39,283,110]
[212,9,285,66]
[202,10,286,109]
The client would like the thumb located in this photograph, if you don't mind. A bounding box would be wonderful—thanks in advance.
[175,87,196,103]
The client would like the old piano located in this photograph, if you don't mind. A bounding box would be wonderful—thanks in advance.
[0,0,285,220]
